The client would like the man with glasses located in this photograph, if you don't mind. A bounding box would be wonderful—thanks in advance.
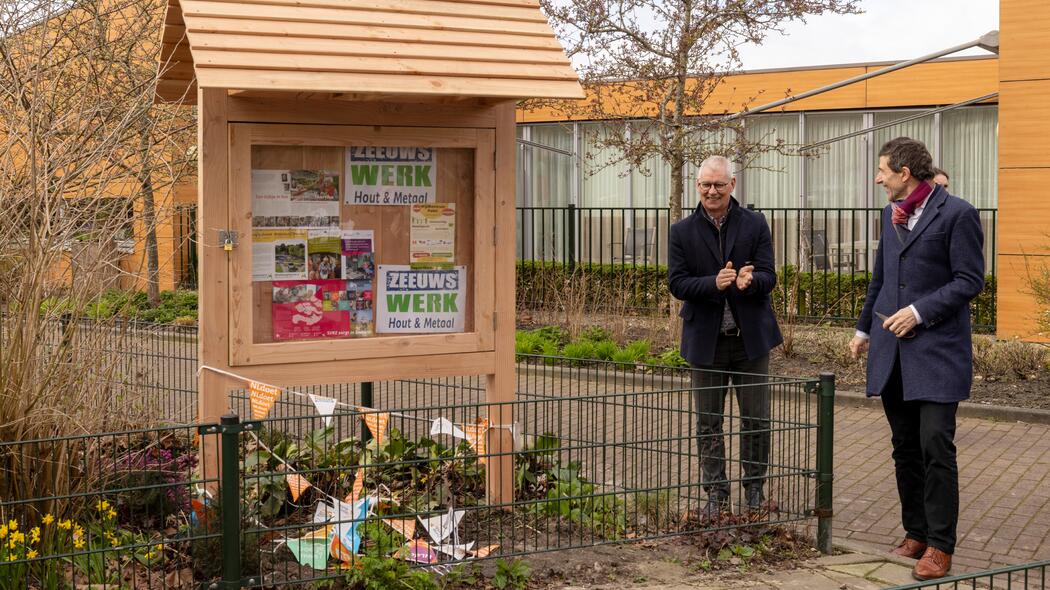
[668,155,782,521]
[850,138,984,581]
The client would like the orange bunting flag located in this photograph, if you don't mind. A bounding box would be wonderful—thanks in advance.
[359,409,390,445]
[347,468,365,503]
[473,544,499,558]
[286,473,312,502]
[330,532,354,563]
[461,419,490,462]
[249,381,283,419]
[384,518,416,540]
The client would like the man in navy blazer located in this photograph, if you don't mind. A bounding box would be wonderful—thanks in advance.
[669,156,782,519]
[850,138,984,581]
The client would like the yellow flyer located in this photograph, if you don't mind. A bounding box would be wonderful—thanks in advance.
[410,203,455,268]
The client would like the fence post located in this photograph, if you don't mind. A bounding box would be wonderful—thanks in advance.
[565,203,576,271]
[219,413,243,588]
[816,373,835,554]
[361,381,374,443]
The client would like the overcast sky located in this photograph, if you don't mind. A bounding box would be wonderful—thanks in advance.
[736,0,999,70]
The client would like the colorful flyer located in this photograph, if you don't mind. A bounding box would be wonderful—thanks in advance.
[376,265,465,334]
[347,280,374,336]
[272,280,350,340]
[345,147,436,205]
[341,230,375,280]
[307,230,342,280]
[252,169,340,229]
[252,229,308,281]
[410,203,455,268]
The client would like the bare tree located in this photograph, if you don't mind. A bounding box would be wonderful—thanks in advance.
[539,0,860,222]
[0,0,193,509]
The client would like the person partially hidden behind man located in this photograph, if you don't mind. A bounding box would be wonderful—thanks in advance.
[850,138,984,581]
[668,155,782,521]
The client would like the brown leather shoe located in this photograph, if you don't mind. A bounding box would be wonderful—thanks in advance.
[890,538,927,559]
[912,547,952,580]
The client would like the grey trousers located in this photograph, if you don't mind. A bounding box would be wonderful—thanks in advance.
[690,335,771,499]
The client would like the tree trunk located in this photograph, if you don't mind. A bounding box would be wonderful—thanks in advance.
[140,174,160,306]
[135,126,161,306]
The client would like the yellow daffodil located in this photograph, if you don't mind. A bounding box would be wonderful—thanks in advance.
[95,499,111,512]
[73,525,83,537]
[57,520,72,531]
[7,520,17,531]
[11,532,25,544]
[0,524,8,539]
[41,514,54,526]
[7,539,16,550]
[110,538,118,548]
[73,538,85,550]
[154,543,163,552]
[26,550,38,559]
[107,509,117,520]
[143,550,155,560]
[29,527,40,544]
[7,554,16,562]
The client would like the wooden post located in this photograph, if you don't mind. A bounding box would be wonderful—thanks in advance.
[485,102,518,506]
[197,87,232,488]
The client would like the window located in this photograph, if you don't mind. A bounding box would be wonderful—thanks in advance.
[742,114,801,209]
[803,113,866,208]
[941,106,998,208]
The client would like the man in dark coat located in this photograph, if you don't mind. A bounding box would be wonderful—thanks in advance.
[668,155,782,519]
[850,137,984,581]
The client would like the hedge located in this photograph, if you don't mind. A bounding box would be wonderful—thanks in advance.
[516,260,997,329]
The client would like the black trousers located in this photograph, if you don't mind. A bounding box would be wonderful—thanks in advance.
[881,354,959,554]
[690,334,771,499]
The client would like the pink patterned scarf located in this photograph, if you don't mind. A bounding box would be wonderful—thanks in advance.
[891,181,933,225]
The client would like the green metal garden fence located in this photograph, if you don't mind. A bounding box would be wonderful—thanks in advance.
[1,359,835,588]
[885,559,1050,589]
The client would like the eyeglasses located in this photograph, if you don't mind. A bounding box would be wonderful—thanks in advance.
[698,181,730,191]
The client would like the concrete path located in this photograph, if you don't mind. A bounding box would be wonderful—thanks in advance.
[834,401,1050,573]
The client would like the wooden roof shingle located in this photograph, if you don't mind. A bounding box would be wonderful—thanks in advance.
[156,0,583,103]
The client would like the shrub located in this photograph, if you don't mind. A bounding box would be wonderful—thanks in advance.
[612,340,650,364]
[516,260,997,331]
[592,339,619,361]
[973,336,1048,380]
[560,340,596,364]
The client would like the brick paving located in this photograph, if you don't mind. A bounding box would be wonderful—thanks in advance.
[834,402,1050,573]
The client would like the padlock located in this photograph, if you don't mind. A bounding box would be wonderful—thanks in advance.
[223,240,233,252]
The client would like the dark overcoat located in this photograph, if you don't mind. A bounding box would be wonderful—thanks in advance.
[668,198,783,366]
[857,186,985,402]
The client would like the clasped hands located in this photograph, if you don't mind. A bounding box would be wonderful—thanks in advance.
[715,261,754,291]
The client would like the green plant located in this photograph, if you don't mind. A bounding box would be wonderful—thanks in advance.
[591,339,618,361]
[358,519,407,558]
[530,463,626,538]
[438,562,482,588]
[578,326,612,342]
[343,555,438,590]
[491,559,531,590]
[647,349,688,367]
[560,340,596,364]
[632,490,679,530]
[612,340,650,364]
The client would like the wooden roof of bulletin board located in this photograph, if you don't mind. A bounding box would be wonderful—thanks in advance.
[156,0,584,104]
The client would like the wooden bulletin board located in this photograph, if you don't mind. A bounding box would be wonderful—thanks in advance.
[226,124,495,367]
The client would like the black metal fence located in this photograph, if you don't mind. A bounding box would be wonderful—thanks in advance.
[516,205,998,330]
[0,358,835,588]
